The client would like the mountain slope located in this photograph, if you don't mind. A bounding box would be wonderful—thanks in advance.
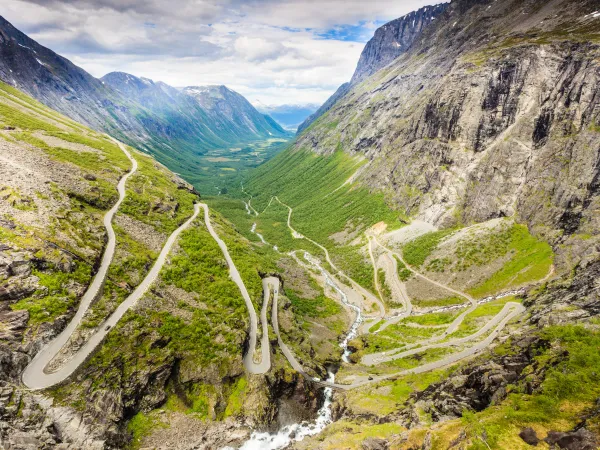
[0,17,289,191]
[182,85,286,139]
[0,79,299,448]
[236,0,600,446]
[298,3,447,133]
[294,0,600,238]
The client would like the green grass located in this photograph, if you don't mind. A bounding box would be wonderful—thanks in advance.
[119,151,197,233]
[108,224,158,286]
[403,229,455,267]
[449,297,518,339]
[12,263,92,324]
[286,289,342,318]
[411,296,466,308]
[469,225,553,297]
[362,323,441,354]
[395,256,412,281]
[0,81,87,132]
[225,147,407,289]
[224,376,248,417]
[403,311,458,326]
[384,346,456,370]
[457,325,600,449]
[0,101,63,132]
[127,411,167,450]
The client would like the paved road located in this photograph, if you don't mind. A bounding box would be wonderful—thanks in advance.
[269,277,305,373]
[199,203,270,374]
[362,302,524,365]
[22,141,138,389]
[22,142,204,390]
[371,235,477,334]
[22,143,138,389]
[332,302,525,390]
[256,199,525,390]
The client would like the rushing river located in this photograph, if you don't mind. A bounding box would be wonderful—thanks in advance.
[230,371,335,450]
[233,204,364,450]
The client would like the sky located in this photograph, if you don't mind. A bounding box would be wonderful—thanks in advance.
[2,0,440,106]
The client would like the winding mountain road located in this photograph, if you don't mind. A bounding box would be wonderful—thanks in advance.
[244,195,526,390]
[199,203,271,374]
[22,142,202,390]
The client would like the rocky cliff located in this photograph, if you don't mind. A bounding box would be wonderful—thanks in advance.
[294,0,600,268]
[351,3,448,84]
[298,3,447,133]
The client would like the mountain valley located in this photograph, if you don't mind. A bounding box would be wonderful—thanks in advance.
[1,0,600,449]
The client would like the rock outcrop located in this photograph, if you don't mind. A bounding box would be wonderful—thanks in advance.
[351,3,448,84]
[298,3,447,133]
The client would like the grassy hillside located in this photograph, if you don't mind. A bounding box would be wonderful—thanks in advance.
[217,147,405,289]
[0,79,283,447]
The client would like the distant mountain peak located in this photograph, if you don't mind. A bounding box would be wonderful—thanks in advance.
[299,3,447,133]
[351,3,448,84]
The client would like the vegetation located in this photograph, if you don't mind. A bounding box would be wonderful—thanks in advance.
[120,151,197,233]
[213,147,406,289]
[395,256,412,281]
[468,225,553,297]
[456,325,600,449]
[12,264,92,323]
[403,311,458,326]
[344,370,447,416]
[403,229,455,267]
[286,288,342,318]
[448,297,519,340]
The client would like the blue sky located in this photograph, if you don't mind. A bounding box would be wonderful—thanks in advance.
[2,0,442,105]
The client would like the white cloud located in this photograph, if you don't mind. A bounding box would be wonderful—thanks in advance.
[234,36,286,62]
[2,0,443,105]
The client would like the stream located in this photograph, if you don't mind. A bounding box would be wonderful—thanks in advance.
[233,202,364,448]
[234,371,335,450]
[303,252,364,363]
[231,201,365,450]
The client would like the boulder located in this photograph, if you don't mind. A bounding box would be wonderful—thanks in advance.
[362,437,389,450]
[544,428,599,450]
[519,427,539,446]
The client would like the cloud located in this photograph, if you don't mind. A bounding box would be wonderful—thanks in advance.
[2,0,443,105]
[234,36,287,62]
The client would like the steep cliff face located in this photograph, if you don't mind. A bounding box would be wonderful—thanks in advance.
[351,3,448,84]
[298,3,447,133]
[294,0,600,274]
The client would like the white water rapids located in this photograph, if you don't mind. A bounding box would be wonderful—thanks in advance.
[304,252,364,363]
[232,202,364,450]
[230,371,335,450]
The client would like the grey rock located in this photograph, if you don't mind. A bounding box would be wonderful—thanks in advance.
[299,3,447,132]
[351,4,448,84]
[544,428,599,450]
[519,427,540,446]
[0,310,29,341]
[362,437,389,450]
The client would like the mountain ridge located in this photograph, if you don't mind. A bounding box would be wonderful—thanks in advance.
[297,2,447,133]
[0,16,289,190]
